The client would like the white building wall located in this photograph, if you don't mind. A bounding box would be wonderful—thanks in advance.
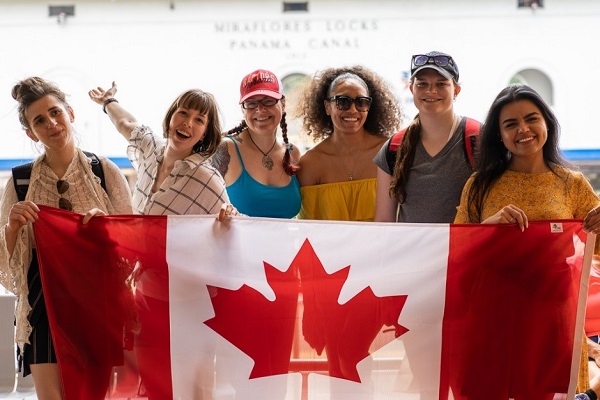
[0,0,598,159]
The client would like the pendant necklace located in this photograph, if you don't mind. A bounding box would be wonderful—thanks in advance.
[248,131,277,171]
[338,144,363,181]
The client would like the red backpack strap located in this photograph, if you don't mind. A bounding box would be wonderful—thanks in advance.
[463,117,481,169]
[385,128,407,173]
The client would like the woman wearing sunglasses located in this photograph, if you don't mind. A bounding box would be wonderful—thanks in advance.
[374,51,480,224]
[295,65,402,221]
[0,77,133,399]
[211,69,302,218]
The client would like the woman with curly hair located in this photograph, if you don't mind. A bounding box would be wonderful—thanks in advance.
[295,65,402,221]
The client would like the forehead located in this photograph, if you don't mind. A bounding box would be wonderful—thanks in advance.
[500,99,541,118]
[25,94,64,119]
[413,68,450,82]
[330,79,369,96]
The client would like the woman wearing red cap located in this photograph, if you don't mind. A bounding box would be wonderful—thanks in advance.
[211,69,302,218]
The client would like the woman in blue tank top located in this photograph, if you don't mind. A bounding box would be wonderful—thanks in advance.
[211,69,301,218]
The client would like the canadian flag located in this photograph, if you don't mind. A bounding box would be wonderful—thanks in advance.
[33,206,593,400]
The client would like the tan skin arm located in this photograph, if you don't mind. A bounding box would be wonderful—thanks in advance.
[88,81,138,141]
[374,167,398,222]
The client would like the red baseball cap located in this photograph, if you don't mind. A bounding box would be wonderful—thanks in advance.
[239,69,284,104]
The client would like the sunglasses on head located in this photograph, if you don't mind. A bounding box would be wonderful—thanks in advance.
[411,54,459,80]
[56,179,72,211]
[412,54,454,68]
[327,95,372,112]
[242,98,279,110]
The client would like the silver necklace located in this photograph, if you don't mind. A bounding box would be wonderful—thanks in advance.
[248,132,277,171]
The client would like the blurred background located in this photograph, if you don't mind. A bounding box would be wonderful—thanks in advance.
[0,0,599,189]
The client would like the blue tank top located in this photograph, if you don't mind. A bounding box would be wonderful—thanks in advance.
[226,137,301,218]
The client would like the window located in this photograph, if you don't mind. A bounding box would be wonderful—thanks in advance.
[517,0,543,9]
[509,69,553,106]
[283,2,309,12]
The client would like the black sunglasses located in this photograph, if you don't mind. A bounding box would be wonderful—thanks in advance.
[57,179,72,211]
[327,95,372,112]
[411,54,459,80]
[242,98,279,110]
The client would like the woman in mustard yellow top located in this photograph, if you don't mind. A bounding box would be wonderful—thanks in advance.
[295,66,402,221]
[454,84,600,398]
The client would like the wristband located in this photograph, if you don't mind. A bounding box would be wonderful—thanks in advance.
[102,98,118,114]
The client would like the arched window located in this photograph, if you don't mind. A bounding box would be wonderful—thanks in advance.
[509,69,554,106]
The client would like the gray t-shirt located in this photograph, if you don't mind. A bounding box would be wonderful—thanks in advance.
[373,117,474,223]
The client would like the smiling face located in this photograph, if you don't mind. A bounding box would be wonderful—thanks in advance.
[24,94,75,152]
[324,78,370,136]
[167,107,209,156]
[499,99,548,163]
[410,69,460,116]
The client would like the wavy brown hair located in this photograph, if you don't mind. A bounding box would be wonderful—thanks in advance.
[162,89,222,157]
[294,65,402,142]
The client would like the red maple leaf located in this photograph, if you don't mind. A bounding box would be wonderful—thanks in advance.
[204,239,409,383]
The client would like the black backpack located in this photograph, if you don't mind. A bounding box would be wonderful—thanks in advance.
[12,151,106,202]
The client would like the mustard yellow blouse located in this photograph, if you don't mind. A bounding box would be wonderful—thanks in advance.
[298,178,377,221]
[455,167,599,223]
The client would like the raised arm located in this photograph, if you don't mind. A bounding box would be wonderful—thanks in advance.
[88,81,138,141]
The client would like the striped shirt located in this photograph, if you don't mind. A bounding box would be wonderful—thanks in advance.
[127,125,229,215]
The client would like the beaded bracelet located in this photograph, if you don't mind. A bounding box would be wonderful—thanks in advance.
[102,98,119,114]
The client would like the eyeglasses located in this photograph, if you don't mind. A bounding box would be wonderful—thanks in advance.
[411,54,459,80]
[327,95,372,112]
[241,98,279,109]
[56,179,72,211]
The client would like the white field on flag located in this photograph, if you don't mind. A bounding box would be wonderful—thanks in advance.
[166,216,451,400]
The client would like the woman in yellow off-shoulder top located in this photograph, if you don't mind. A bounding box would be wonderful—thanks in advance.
[294,66,402,221]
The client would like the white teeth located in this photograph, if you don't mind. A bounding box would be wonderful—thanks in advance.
[516,136,534,143]
[343,117,359,122]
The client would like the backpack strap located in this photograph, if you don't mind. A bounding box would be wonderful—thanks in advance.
[83,151,107,192]
[463,117,481,170]
[12,162,34,202]
[385,128,407,173]
[10,152,107,202]
[385,117,481,173]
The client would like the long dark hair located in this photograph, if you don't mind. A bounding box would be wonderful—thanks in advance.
[389,115,421,202]
[466,84,569,222]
